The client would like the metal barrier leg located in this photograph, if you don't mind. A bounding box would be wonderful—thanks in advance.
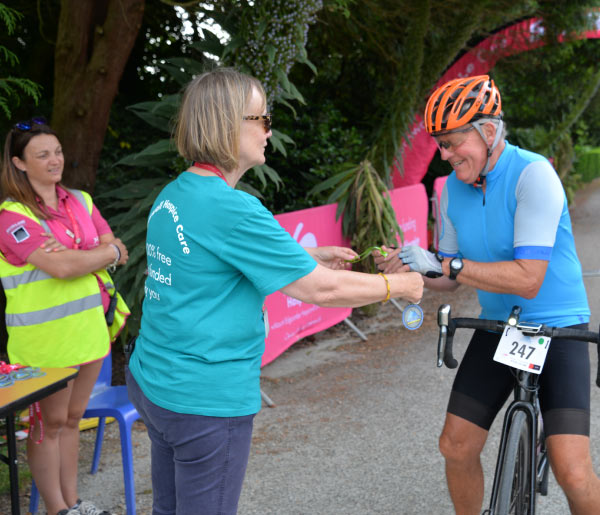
[343,317,368,341]
[261,389,276,408]
[582,270,600,277]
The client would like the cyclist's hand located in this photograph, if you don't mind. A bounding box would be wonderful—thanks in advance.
[374,246,410,274]
[399,246,442,278]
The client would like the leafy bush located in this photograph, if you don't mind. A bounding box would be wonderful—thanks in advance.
[0,3,41,119]
[574,146,600,183]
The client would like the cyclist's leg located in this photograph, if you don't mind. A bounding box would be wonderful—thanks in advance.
[439,414,488,514]
[539,330,600,514]
[547,435,599,514]
[439,329,514,515]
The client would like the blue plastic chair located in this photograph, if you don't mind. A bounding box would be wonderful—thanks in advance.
[29,352,140,514]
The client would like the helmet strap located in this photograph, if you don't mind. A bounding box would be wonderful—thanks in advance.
[471,119,504,186]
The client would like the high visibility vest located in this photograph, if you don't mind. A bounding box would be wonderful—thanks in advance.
[0,189,130,367]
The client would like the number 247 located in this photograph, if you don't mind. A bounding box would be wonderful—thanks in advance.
[510,341,535,359]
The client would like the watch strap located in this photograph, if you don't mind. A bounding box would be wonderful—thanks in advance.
[449,257,463,280]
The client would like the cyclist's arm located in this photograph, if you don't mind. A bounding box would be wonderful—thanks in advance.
[439,257,547,298]
[423,274,460,291]
[437,161,562,298]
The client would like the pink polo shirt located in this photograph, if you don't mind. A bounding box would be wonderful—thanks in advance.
[0,185,113,308]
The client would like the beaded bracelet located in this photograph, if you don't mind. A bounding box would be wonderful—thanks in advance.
[378,272,390,303]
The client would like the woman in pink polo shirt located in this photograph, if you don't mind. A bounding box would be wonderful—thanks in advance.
[0,118,129,515]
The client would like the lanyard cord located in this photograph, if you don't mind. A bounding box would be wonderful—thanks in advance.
[52,197,83,249]
[193,162,229,186]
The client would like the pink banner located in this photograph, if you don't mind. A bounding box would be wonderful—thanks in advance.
[392,15,600,188]
[388,183,429,249]
[262,203,352,366]
[262,184,430,366]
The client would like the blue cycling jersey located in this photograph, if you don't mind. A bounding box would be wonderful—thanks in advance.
[438,142,589,327]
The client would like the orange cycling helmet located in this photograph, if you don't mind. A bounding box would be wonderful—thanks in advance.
[424,75,502,134]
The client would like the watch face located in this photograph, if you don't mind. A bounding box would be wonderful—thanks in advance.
[451,258,463,271]
[449,258,463,280]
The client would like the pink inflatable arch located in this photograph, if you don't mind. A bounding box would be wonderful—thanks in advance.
[392,14,600,188]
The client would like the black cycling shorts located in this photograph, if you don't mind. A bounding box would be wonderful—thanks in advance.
[447,324,591,436]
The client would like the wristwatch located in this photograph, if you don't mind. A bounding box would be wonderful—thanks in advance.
[449,257,464,280]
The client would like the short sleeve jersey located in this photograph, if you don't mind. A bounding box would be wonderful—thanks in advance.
[0,186,111,265]
[437,142,589,326]
[129,172,317,417]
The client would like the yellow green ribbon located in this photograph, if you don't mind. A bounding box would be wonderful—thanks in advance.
[345,246,389,263]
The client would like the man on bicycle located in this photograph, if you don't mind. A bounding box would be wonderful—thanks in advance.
[376,75,599,514]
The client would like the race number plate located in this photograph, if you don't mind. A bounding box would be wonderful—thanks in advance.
[493,326,551,374]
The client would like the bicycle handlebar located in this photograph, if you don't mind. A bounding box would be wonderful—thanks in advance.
[436,304,600,387]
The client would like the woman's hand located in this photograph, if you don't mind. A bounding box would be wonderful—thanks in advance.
[373,245,410,274]
[389,271,424,304]
[39,232,68,253]
[305,246,358,270]
[109,238,129,265]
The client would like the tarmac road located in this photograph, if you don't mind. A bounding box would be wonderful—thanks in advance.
[10,179,600,514]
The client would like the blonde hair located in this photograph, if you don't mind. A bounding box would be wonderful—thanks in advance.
[174,68,266,172]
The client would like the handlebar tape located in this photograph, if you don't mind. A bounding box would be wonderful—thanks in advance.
[442,320,458,369]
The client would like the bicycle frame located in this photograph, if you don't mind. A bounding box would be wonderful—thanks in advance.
[436,303,599,515]
[487,371,540,514]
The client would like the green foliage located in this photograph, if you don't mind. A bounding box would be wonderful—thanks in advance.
[246,100,369,213]
[0,2,41,119]
[309,158,401,314]
[98,1,324,333]
[309,159,402,262]
[492,37,600,203]
[221,0,322,107]
[574,146,600,183]
[0,455,30,496]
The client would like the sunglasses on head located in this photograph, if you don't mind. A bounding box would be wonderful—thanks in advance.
[13,116,48,131]
[242,113,272,133]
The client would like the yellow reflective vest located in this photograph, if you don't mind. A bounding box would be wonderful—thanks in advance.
[0,189,130,367]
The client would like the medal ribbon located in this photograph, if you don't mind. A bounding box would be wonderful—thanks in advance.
[53,197,83,249]
[344,246,388,263]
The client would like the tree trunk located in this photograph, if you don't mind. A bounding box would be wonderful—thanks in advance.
[52,0,145,192]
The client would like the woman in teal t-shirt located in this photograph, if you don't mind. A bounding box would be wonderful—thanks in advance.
[126,68,423,515]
